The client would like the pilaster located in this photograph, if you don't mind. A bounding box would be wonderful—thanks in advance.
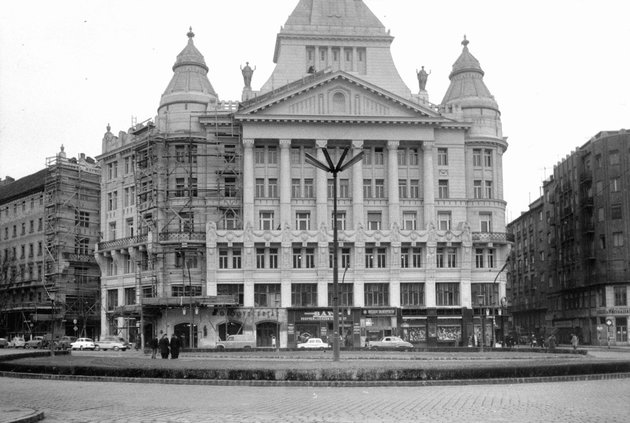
[242,139,255,227]
[279,139,292,228]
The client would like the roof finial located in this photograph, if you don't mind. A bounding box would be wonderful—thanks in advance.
[187,26,195,39]
[106,123,111,132]
[462,35,469,48]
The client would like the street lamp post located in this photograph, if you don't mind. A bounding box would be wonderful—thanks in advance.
[305,146,363,362]
[48,288,58,356]
[477,294,485,353]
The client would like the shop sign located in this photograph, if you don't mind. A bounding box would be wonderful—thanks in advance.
[218,308,279,319]
[596,307,630,315]
[288,324,294,335]
[362,308,396,317]
[296,310,334,321]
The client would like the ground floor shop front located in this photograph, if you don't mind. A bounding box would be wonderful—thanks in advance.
[138,306,507,349]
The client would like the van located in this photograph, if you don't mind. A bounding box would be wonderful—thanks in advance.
[215,334,256,349]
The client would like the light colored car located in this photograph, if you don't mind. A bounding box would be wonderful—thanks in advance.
[297,338,330,350]
[95,336,127,351]
[216,334,256,350]
[9,337,25,348]
[71,338,96,350]
[0,338,8,348]
[25,336,46,349]
[367,336,414,350]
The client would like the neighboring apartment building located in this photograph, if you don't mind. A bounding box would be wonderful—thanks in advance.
[508,129,630,346]
[96,0,511,349]
[0,147,101,340]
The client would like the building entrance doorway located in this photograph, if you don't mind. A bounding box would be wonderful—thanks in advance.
[174,322,198,348]
[256,322,279,347]
[616,317,628,342]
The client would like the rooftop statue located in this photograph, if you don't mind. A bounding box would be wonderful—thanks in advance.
[240,62,256,88]
[416,66,431,91]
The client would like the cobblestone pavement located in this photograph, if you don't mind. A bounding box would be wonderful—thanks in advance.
[1,376,629,422]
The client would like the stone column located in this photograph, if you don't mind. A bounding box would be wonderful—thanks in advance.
[422,141,435,228]
[242,139,255,227]
[279,139,292,228]
[315,139,328,229]
[351,140,364,228]
[387,140,400,227]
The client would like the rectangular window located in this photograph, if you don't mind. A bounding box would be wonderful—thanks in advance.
[107,289,118,311]
[305,248,315,268]
[293,248,302,268]
[399,179,408,199]
[610,178,620,193]
[256,248,266,269]
[485,181,493,199]
[475,248,484,268]
[409,148,419,165]
[367,212,382,230]
[327,179,334,199]
[291,283,317,306]
[437,211,451,231]
[108,222,116,240]
[267,146,278,164]
[269,248,278,269]
[613,232,624,247]
[614,286,627,306]
[437,148,448,166]
[610,150,620,165]
[611,205,622,220]
[364,283,389,306]
[255,179,265,198]
[303,179,314,198]
[474,180,482,199]
[436,283,460,306]
[473,149,482,167]
[296,212,311,230]
[402,211,417,230]
[124,287,136,305]
[254,284,281,307]
[484,149,493,167]
[410,180,419,198]
[339,179,350,198]
[397,148,407,166]
[328,282,353,307]
[290,147,301,164]
[219,249,228,269]
[401,283,424,306]
[374,179,385,198]
[232,249,242,269]
[332,211,346,230]
[217,284,244,305]
[480,212,492,232]
[438,180,449,199]
[268,179,278,198]
[255,146,265,164]
[363,179,372,199]
[291,179,302,198]
[374,147,384,165]
[471,283,498,306]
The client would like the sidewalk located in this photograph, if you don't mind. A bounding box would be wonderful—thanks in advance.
[0,407,43,423]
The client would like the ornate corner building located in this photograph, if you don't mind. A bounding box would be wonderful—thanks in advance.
[0,148,101,340]
[96,0,511,349]
[508,130,630,346]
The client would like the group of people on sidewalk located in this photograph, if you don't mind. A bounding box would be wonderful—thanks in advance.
[150,334,181,359]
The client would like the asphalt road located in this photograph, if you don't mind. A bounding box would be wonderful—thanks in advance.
[1,375,629,422]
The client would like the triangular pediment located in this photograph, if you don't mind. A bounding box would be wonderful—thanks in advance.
[236,71,448,123]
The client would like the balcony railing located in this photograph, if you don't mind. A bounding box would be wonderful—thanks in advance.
[98,235,148,251]
[472,232,515,243]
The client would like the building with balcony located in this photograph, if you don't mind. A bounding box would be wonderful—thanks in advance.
[96,0,511,349]
[0,147,101,340]
[508,129,630,345]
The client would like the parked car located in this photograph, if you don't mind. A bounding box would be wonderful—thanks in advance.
[367,336,413,350]
[9,337,25,348]
[57,336,77,350]
[216,334,256,349]
[25,336,46,349]
[95,336,128,351]
[297,337,330,350]
[0,338,8,348]
[70,338,96,350]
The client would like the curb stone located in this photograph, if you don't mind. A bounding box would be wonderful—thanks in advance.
[0,408,44,423]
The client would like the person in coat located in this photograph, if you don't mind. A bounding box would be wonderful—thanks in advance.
[170,334,180,359]
[571,333,579,351]
[150,336,159,359]
[158,334,170,359]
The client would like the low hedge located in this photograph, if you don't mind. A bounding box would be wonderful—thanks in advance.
[0,358,626,382]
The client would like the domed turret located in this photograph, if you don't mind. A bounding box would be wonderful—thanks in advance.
[441,36,502,140]
[157,28,218,133]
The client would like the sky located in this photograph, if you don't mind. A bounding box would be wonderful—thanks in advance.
[1,0,629,221]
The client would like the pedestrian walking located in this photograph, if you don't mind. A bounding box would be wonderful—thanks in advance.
[547,334,556,352]
[170,333,180,359]
[150,336,159,359]
[271,335,276,349]
[158,334,170,359]
[571,333,579,351]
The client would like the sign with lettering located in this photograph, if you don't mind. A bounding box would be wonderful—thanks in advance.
[362,309,396,317]
[596,308,630,315]
[295,310,334,321]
